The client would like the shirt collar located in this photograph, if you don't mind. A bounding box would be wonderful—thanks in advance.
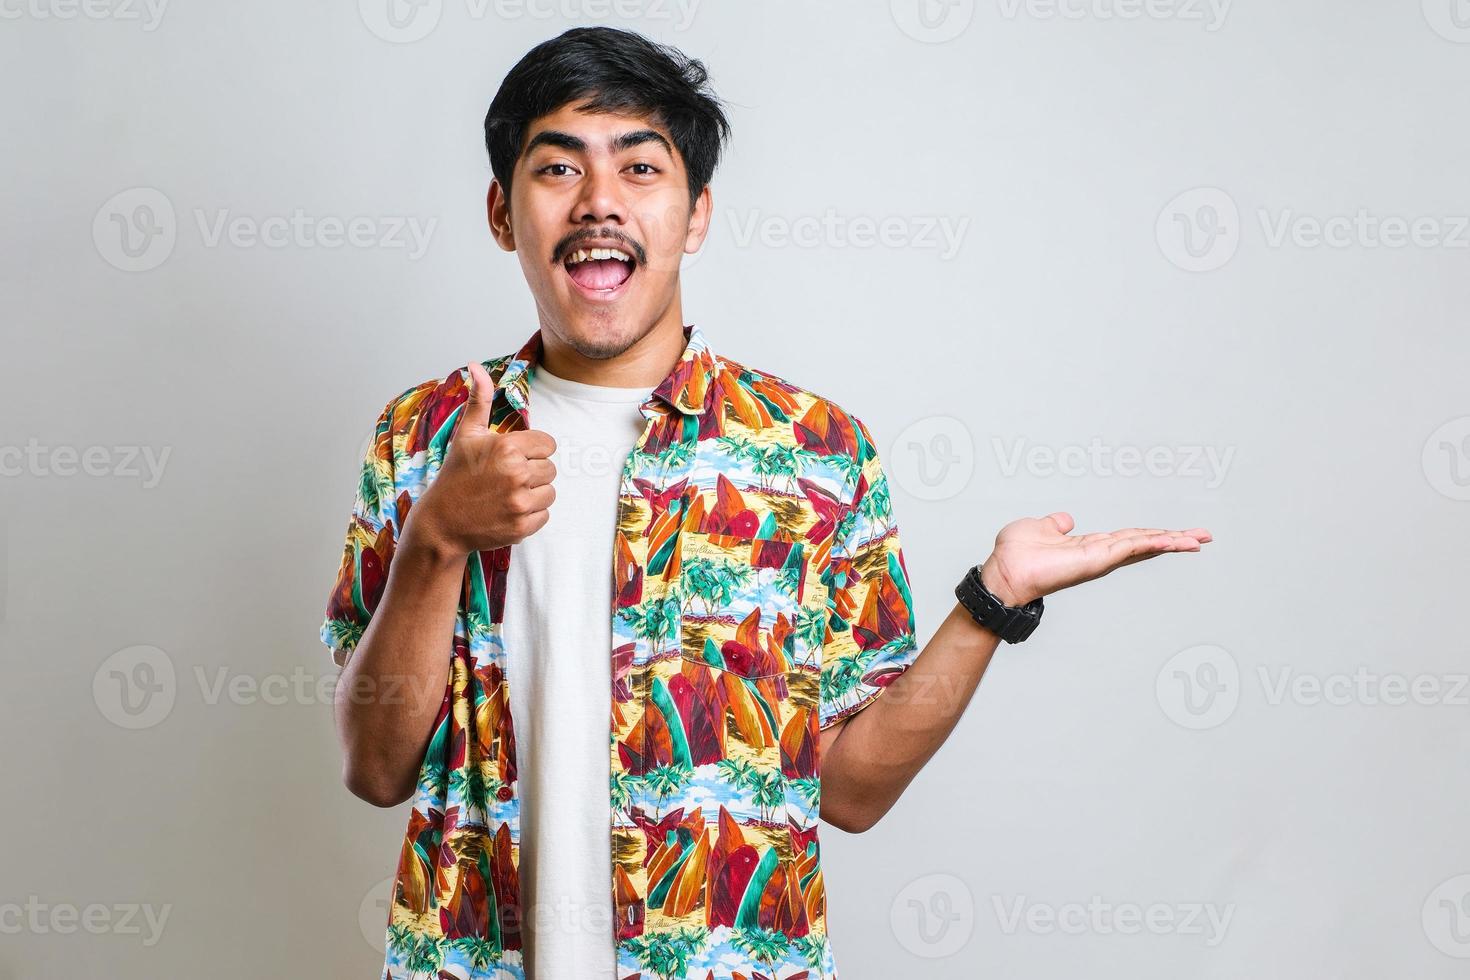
[496,323,719,418]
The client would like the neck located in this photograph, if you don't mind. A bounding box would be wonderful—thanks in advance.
[537,305,688,389]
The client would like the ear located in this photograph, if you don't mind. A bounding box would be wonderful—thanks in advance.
[683,184,713,255]
[487,179,515,252]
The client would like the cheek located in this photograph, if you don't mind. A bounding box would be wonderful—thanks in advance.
[630,260,684,300]
[515,247,560,290]
[635,202,696,273]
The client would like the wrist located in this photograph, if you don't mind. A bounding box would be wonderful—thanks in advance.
[979,556,1037,607]
[955,559,1046,645]
[401,509,465,568]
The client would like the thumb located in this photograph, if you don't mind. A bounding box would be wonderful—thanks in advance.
[1043,511,1075,535]
[455,361,494,438]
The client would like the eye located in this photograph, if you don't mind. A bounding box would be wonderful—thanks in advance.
[538,163,576,177]
[628,162,660,176]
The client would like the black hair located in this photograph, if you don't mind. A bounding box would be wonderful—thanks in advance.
[484,26,732,208]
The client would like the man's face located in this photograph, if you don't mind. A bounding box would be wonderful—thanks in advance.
[488,102,711,359]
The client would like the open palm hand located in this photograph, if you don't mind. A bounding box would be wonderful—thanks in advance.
[980,512,1213,606]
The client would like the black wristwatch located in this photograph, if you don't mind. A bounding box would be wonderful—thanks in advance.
[954,563,1044,643]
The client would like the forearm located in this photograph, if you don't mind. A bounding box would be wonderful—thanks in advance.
[333,520,466,806]
[821,602,1001,832]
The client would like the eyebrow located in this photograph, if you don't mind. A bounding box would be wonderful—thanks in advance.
[523,128,674,159]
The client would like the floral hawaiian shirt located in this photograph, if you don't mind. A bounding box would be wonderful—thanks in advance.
[321,323,920,980]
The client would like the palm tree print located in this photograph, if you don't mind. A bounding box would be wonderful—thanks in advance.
[732,926,790,972]
[618,593,682,656]
[610,770,638,812]
[794,604,828,665]
[626,926,710,980]
[679,557,756,618]
[450,936,500,972]
[751,769,786,824]
[715,758,784,822]
[644,763,693,821]
[820,654,866,719]
[448,764,498,825]
[716,756,757,789]
[402,933,448,976]
[761,443,823,495]
[791,776,821,823]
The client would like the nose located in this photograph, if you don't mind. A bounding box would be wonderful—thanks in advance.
[573,162,624,226]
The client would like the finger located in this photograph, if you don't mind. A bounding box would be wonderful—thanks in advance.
[1043,511,1075,535]
[511,428,558,460]
[524,458,557,488]
[1087,529,1171,549]
[1106,532,1199,560]
[1120,526,1212,543]
[1114,546,1191,569]
[454,361,495,439]
[1096,527,1210,547]
[1106,531,1207,570]
[518,482,555,513]
[1146,530,1210,547]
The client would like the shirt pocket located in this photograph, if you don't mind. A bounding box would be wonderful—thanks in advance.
[676,526,808,681]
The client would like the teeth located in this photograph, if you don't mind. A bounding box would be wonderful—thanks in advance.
[566,246,633,265]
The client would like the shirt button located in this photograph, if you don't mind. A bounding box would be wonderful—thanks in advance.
[496,785,514,801]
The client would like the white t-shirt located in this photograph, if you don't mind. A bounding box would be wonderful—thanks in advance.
[502,363,654,980]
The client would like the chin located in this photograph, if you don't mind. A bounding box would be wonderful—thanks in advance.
[553,312,647,359]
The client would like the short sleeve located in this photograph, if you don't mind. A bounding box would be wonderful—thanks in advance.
[818,416,920,730]
[320,396,400,667]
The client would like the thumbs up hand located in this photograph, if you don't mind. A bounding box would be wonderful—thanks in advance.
[404,360,558,559]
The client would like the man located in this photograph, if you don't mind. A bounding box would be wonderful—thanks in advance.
[321,26,1211,980]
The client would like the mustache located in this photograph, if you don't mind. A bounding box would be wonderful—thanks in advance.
[553,231,646,267]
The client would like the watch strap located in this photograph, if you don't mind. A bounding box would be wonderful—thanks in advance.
[954,564,1044,643]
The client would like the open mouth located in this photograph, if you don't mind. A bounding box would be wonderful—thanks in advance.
[562,245,636,298]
